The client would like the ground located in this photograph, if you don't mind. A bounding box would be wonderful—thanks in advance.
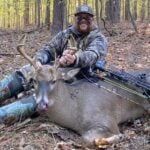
[0,22,149,150]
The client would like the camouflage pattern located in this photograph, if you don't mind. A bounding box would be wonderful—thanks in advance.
[35,25,107,68]
[0,95,36,124]
[0,64,35,103]
[0,21,107,122]
[75,4,94,16]
[0,25,107,103]
[0,72,24,103]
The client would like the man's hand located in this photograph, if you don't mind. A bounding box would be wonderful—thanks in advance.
[59,50,76,66]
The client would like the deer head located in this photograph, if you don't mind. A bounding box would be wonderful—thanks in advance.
[17,35,80,112]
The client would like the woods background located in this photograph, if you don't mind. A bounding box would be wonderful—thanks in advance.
[0,0,149,34]
[0,1,149,149]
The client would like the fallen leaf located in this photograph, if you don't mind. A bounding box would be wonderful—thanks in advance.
[4,116,16,125]
[0,58,4,65]
[0,136,7,143]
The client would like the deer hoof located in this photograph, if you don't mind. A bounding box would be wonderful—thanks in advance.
[94,134,124,148]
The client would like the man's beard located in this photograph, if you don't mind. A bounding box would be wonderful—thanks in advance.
[77,22,91,34]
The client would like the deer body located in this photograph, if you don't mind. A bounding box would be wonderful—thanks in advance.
[17,35,150,146]
[43,74,148,143]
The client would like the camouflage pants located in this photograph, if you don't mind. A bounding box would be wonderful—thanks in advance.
[0,64,34,103]
[18,64,34,88]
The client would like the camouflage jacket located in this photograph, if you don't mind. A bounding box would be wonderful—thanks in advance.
[35,25,107,68]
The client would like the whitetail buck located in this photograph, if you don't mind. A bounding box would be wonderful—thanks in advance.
[17,35,150,147]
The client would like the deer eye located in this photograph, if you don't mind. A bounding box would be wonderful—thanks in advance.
[50,80,56,84]
[32,80,38,89]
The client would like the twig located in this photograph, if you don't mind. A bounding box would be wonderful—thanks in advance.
[0,53,19,57]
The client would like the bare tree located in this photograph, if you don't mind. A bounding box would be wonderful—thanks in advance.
[125,0,130,20]
[7,0,10,28]
[148,0,150,22]
[78,0,81,5]
[105,0,120,23]
[52,0,64,35]
[45,0,50,30]
[95,0,100,30]
[14,0,20,29]
[140,0,146,21]
[125,0,138,32]
[37,0,41,28]
[35,0,37,25]
[63,0,67,29]
[133,0,137,20]
[99,0,103,19]
[128,8,138,33]
[24,0,30,26]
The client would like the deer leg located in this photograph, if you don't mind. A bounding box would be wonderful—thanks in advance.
[94,133,124,148]
[81,124,121,147]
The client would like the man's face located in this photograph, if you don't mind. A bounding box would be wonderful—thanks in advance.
[74,13,93,34]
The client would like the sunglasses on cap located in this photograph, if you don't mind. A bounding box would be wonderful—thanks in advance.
[76,14,93,22]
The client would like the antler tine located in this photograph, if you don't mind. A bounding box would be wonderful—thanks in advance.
[53,51,60,69]
[68,35,77,54]
[17,34,37,69]
[67,38,72,48]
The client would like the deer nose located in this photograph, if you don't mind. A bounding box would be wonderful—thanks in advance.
[36,100,48,112]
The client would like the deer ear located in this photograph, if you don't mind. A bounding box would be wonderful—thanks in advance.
[60,68,80,80]
[67,68,80,78]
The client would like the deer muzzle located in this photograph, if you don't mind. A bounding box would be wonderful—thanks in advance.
[35,81,53,112]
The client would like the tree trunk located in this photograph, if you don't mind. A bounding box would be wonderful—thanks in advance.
[105,0,112,21]
[67,0,70,25]
[24,0,30,26]
[122,0,125,21]
[125,0,130,20]
[99,0,103,19]
[14,0,19,29]
[128,8,138,33]
[148,0,150,22]
[37,0,41,28]
[78,0,81,5]
[63,0,67,29]
[95,0,100,30]
[7,1,10,28]
[45,0,50,30]
[105,0,120,23]
[35,0,37,25]
[140,0,146,22]
[133,0,137,20]
[113,0,120,23]
[52,0,64,36]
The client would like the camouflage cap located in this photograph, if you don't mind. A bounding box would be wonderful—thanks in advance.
[74,4,94,16]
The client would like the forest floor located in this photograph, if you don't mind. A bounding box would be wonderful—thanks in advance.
[0,22,150,150]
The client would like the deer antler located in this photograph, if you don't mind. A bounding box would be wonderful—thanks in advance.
[53,51,60,71]
[67,34,77,54]
[17,34,37,69]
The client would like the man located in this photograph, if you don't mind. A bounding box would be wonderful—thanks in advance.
[0,4,107,102]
